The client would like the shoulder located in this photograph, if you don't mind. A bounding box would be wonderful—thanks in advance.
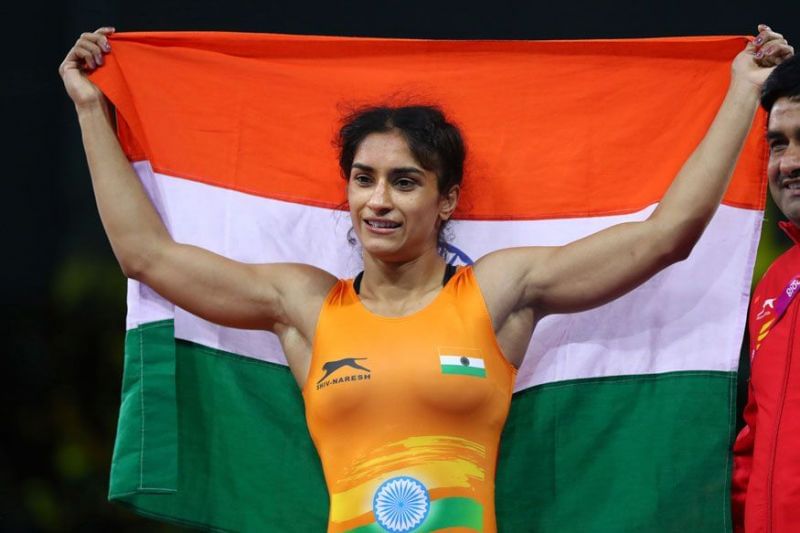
[749,246,800,329]
[473,247,552,300]
[320,277,353,306]
[754,245,800,295]
[258,263,338,329]
[772,244,800,273]
[265,263,338,294]
[473,247,552,285]
[472,247,552,325]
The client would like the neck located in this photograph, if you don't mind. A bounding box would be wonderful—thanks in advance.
[360,245,446,303]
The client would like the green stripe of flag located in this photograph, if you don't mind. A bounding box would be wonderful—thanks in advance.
[495,370,736,532]
[110,321,329,531]
[111,322,736,532]
[346,497,484,532]
[441,365,486,377]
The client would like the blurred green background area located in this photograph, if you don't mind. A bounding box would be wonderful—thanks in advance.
[5,0,797,531]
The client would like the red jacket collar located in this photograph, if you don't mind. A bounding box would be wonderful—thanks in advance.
[779,220,800,245]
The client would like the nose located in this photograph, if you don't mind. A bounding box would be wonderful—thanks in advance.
[781,141,800,179]
[366,178,392,212]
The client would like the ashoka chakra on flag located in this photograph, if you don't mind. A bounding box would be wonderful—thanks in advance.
[372,476,430,532]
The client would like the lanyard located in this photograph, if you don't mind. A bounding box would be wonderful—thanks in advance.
[753,276,800,359]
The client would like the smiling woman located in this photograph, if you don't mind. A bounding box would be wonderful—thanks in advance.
[58,25,794,533]
[337,105,464,258]
[348,130,455,264]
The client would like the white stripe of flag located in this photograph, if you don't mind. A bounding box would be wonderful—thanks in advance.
[440,355,485,369]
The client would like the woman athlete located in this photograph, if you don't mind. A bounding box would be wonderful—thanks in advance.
[60,26,792,533]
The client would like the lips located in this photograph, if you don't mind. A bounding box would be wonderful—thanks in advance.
[778,177,800,193]
[363,218,402,236]
[365,219,401,229]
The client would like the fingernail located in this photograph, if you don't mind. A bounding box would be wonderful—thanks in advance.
[96,54,103,65]
[756,51,764,58]
[103,42,111,51]
[756,36,763,44]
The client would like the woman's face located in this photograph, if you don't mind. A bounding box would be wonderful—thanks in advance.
[347,130,457,262]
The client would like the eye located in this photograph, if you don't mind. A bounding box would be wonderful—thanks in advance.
[769,138,788,154]
[352,174,373,186]
[393,177,417,190]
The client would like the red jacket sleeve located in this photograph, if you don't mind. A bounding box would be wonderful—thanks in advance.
[732,378,757,533]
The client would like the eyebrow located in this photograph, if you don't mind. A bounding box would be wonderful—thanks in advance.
[351,163,425,174]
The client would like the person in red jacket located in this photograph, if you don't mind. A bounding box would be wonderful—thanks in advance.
[733,52,800,532]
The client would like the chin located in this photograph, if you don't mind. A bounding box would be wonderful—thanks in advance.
[362,244,408,263]
[779,200,800,226]
[362,239,430,264]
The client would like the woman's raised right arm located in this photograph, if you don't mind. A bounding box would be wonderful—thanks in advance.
[59,28,337,334]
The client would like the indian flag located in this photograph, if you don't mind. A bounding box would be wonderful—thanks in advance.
[328,436,487,532]
[440,355,486,378]
[91,32,765,532]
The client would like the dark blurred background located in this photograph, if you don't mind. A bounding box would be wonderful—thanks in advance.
[5,0,799,530]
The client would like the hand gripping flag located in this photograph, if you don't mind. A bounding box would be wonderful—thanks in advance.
[90,32,767,532]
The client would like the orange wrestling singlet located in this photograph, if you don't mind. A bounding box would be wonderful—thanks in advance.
[303,266,516,532]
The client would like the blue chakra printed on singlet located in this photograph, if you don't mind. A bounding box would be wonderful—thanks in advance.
[372,476,430,532]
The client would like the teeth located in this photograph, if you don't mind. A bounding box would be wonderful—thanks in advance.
[787,183,800,190]
[367,220,400,228]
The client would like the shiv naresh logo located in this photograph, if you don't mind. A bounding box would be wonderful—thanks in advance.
[316,357,371,390]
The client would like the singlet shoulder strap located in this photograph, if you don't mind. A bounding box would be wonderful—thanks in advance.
[442,263,457,285]
[353,271,364,294]
[353,264,459,295]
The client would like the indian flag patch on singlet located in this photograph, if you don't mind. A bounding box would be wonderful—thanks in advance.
[440,355,486,378]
